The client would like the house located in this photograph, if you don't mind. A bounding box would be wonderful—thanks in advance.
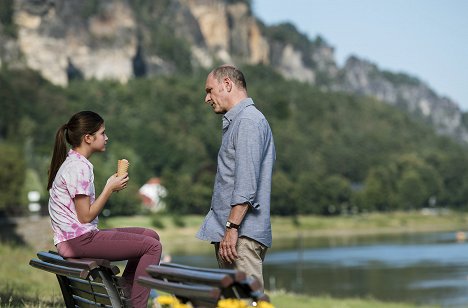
[138,177,167,212]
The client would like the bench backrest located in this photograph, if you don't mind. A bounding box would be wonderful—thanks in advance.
[159,262,269,301]
[29,251,130,308]
[138,262,270,308]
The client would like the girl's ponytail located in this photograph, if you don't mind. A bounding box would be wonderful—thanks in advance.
[47,124,68,190]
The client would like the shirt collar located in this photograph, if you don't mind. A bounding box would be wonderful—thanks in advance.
[68,149,93,168]
[222,98,254,130]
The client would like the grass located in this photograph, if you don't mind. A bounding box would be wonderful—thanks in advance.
[3,210,463,307]
[101,210,468,254]
[0,243,62,307]
[269,291,438,308]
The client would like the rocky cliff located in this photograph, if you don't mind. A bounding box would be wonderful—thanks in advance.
[1,0,466,142]
[337,56,467,142]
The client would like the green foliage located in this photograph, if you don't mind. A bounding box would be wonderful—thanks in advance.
[0,143,26,215]
[263,23,329,69]
[78,0,100,20]
[149,25,192,73]
[172,215,186,228]
[129,0,192,73]
[0,0,17,38]
[2,66,468,217]
[381,70,421,86]
[271,170,296,216]
[150,213,166,229]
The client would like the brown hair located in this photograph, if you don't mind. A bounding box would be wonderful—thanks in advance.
[47,111,104,190]
[211,65,247,90]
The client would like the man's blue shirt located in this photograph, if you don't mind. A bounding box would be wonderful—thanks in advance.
[196,98,275,247]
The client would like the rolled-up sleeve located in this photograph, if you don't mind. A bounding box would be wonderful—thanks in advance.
[231,118,263,208]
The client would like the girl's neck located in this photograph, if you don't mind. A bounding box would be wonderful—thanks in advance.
[73,146,92,159]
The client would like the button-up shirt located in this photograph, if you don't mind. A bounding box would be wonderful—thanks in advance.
[196,98,275,247]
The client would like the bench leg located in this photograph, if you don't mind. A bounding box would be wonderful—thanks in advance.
[56,275,75,308]
[97,271,124,308]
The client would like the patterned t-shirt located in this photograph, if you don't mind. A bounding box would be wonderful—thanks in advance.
[48,149,98,245]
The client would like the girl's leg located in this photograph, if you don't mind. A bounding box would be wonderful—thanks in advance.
[109,227,161,296]
[58,228,162,308]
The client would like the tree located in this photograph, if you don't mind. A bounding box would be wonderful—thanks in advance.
[271,170,296,216]
[0,143,26,215]
[359,164,398,212]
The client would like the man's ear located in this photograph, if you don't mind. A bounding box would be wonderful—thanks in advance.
[224,77,232,92]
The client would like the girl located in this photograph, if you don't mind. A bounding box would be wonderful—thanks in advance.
[47,111,162,308]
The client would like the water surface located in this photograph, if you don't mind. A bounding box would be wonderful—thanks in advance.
[173,231,468,307]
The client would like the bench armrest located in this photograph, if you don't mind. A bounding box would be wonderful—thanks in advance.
[38,251,120,275]
[29,258,90,279]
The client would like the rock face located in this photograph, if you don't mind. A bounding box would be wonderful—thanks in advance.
[1,0,466,142]
[11,0,137,86]
[338,56,467,142]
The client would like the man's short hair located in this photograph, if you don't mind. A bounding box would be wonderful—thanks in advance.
[212,65,247,90]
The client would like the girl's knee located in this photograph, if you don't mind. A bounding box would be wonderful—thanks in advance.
[146,237,162,255]
[144,228,160,241]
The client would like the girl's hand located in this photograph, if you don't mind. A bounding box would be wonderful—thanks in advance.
[105,173,129,192]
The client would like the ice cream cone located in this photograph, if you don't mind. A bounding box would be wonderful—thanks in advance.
[117,159,129,177]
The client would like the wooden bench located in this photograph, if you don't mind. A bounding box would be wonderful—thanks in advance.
[29,251,131,308]
[138,262,270,308]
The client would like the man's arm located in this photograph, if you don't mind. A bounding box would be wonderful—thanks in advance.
[219,203,249,263]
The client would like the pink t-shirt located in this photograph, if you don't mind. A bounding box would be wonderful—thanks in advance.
[48,149,98,245]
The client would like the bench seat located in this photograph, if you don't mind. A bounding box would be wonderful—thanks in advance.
[29,251,131,308]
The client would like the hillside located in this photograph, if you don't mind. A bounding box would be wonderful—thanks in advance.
[0,0,466,142]
[2,67,468,217]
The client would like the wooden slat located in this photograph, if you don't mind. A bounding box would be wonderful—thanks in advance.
[154,263,270,303]
[38,252,98,270]
[68,257,120,275]
[138,276,220,306]
[159,263,262,299]
[29,258,90,279]
[68,277,108,295]
[160,262,247,282]
[38,251,120,275]
[146,265,234,288]
[71,294,113,308]
[67,277,112,306]
[30,251,128,308]
[68,277,130,307]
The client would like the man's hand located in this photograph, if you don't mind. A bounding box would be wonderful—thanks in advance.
[219,228,239,263]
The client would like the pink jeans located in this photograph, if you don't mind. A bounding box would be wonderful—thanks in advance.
[57,227,162,308]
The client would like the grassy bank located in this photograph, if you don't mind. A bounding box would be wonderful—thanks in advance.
[269,291,438,308]
[3,210,464,307]
[101,210,468,255]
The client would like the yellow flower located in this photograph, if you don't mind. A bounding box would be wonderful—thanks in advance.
[217,298,249,308]
[173,302,191,308]
[257,301,275,308]
[157,295,179,306]
[156,295,193,308]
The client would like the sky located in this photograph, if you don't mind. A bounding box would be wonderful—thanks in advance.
[253,0,468,110]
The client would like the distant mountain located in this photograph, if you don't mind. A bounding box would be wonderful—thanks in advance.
[1,0,466,142]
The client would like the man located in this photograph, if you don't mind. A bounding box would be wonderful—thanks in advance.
[196,65,275,289]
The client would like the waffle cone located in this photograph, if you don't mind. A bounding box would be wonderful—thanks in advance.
[117,159,129,177]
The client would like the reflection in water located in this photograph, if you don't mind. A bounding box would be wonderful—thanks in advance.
[263,232,468,307]
[173,232,468,307]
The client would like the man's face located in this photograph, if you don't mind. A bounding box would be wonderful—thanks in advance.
[205,73,228,114]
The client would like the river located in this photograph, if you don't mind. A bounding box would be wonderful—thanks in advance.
[172,231,468,307]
